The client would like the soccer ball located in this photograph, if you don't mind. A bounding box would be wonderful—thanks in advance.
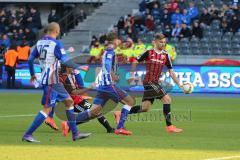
[182,82,194,94]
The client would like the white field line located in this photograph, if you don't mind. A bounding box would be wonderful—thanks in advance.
[204,156,240,160]
[0,114,35,118]
[0,108,189,119]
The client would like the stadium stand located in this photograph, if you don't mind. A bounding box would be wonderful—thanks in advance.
[88,0,239,61]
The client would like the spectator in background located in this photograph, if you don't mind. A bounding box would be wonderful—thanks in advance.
[143,8,151,18]
[117,17,125,31]
[24,28,36,46]
[187,2,199,22]
[12,29,19,42]
[90,35,98,47]
[48,9,60,23]
[139,0,147,12]
[199,8,212,26]
[171,8,182,25]
[0,34,11,49]
[171,23,182,37]
[167,0,179,13]
[145,14,155,31]
[151,3,161,21]
[229,15,240,33]
[17,28,25,44]
[181,9,191,25]
[4,44,18,89]
[178,0,187,10]
[26,7,42,33]
[160,8,171,26]
[147,0,161,11]
[219,4,234,20]
[99,33,107,44]
[134,38,146,57]
[163,24,172,38]
[220,17,229,34]
[17,40,30,61]
[78,9,87,22]
[88,40,104,63]
[192,21,203,39]
[208,3,220,21]
[9,19,20,33]
[16,6,26,24]
[0,9,7,33]
[124,20,132,37]
[179,23,191,39]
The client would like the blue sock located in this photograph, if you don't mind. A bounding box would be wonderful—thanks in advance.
[76,110,90,123]
[66,107,78,135]
[48,107,54,118]
[25,111,47,135]
[117,105,131,129]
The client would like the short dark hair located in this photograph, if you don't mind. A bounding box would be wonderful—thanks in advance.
[154,33,165,40]
[106,32,117,43]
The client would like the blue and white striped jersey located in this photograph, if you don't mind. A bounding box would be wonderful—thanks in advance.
[28,36,67,86]
[96,48,118,86]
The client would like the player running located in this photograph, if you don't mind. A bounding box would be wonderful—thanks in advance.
[59,65,115,136]
[72,33,135,135]
[22,22,91,142]
[115,33,186,133]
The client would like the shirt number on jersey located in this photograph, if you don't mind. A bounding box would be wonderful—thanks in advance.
[39,45,49,60]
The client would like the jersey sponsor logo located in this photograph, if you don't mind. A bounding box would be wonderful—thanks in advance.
[160,54,165,60]
[106,54,113,59]
[150,59,164,63]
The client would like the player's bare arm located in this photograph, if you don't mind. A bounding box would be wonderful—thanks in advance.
[168,69,185,93]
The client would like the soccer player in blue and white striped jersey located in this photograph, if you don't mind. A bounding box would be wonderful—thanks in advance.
[75,33,135,135]
[22,22,91,142]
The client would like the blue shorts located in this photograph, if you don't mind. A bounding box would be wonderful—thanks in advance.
[41,83,70,107]
[93,85,128,106]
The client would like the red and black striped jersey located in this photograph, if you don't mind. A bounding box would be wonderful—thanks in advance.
[137,49,173,84]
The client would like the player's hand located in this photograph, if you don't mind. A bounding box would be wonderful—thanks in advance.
[30,75,37,83]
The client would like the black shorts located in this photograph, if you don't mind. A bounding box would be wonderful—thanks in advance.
[74,99,92,113]
[142,82,167,104]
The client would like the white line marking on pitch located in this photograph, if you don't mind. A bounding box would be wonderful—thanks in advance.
[0,109,187,118]
[0,114,35,118]
[204,156,240,160]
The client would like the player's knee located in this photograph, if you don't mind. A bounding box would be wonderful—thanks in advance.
[141,103,151,112]
[163,95,172,104]
[42,107,52,115]
[90,106,102,118]
[129,98,135,106]
[65,98,74,107]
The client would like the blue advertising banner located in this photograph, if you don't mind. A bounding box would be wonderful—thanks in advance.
[81,65,240,94]
[1,64,42,88]
[1,64,240,93]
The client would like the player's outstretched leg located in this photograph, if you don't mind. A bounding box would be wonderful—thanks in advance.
[22,109,49,143]
[161,94,183,133]
[65,99,91,141]
[114,95,135,136]
[97,115,115,133]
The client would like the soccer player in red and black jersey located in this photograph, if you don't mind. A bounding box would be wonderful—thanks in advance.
[59,65,115,136]
[116,33,186,133]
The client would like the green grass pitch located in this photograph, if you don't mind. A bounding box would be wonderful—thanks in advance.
[0,92,239,160]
